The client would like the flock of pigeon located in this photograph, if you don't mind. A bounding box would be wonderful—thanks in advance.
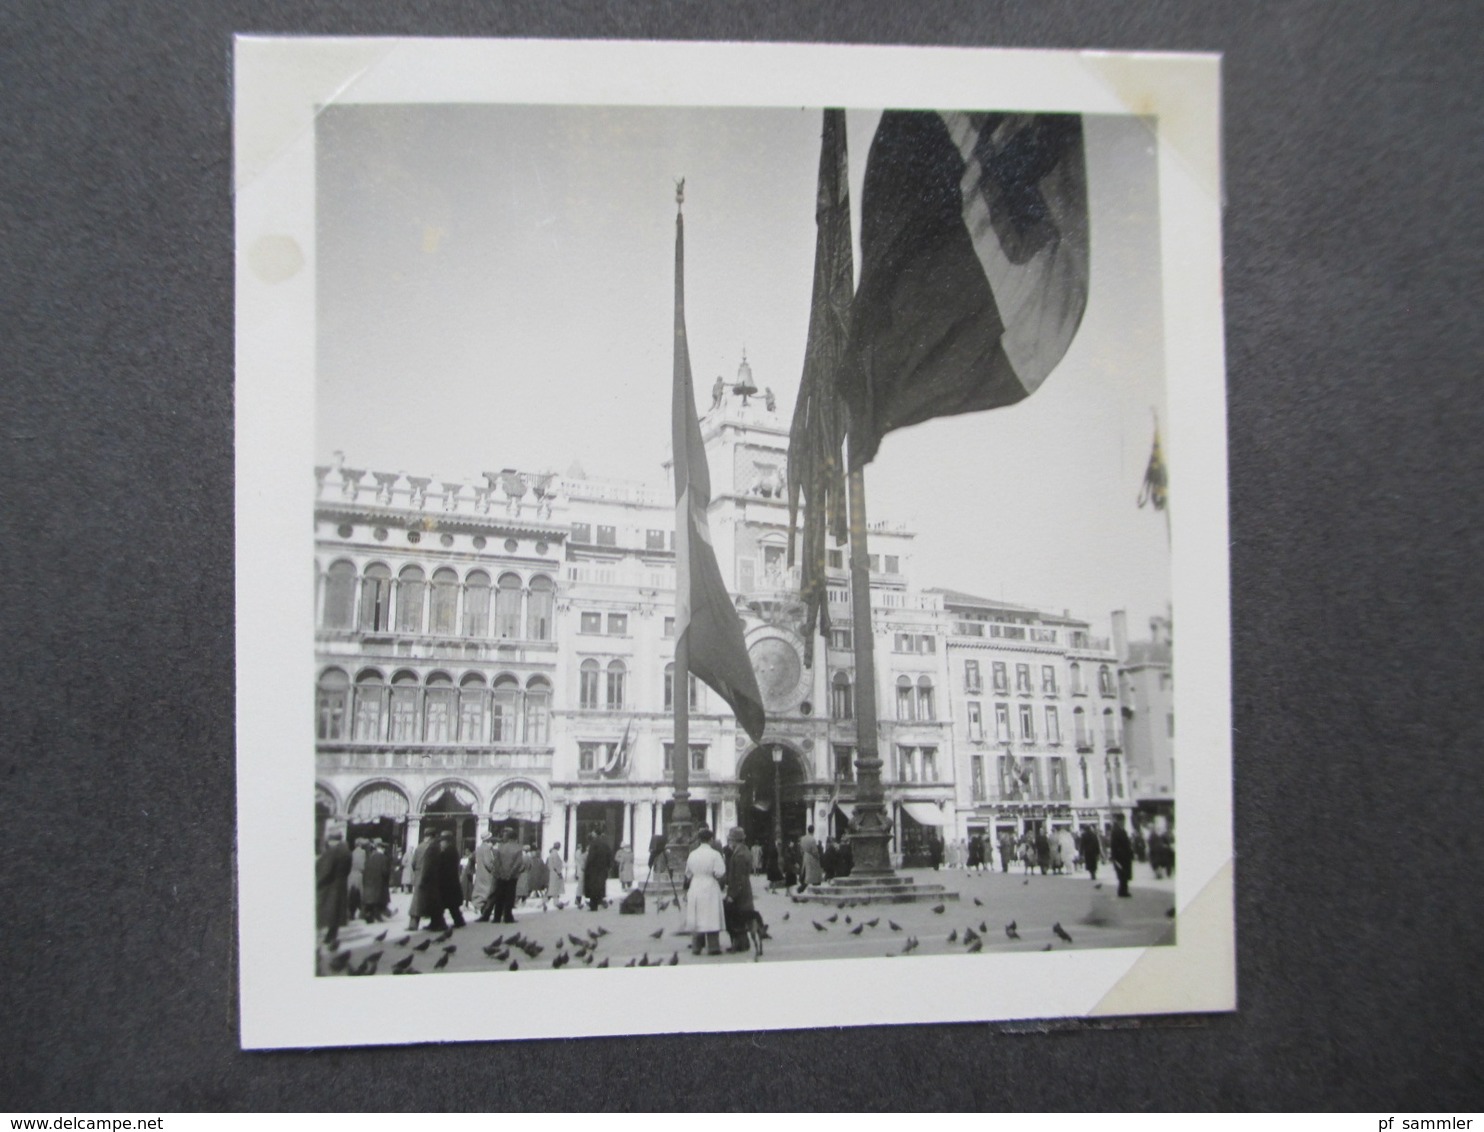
[784,894,1080,958]
[318,881,1166,975]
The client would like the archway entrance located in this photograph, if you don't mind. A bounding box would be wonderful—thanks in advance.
[420,784,478,855]
[347,782,411,855]
[738,745,809,850]
[489,782,545,851]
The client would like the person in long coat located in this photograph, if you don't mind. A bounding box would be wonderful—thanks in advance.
[684,828,726,955]
[515,846,533,903]
[527,846,550,905]
[1048,831,1065,875]
[471,833,496,912]
[1110,814,1135,897]
[546,843,566,903]
[966,834,983,873]
[1035,829,1051,875]
[799,826,823,889]
[411,831,466,931]
[400,841,417,891]
[723,827,757,953]
[361,840,390,922]
[1080,824,1102,881]
[316,831,352,946]
[616,844,634,889]
[582,828,614,911]
[346,838,368,920]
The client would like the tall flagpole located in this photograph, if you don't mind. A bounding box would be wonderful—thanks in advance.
[845,455,894,875]
[667,179,695,870]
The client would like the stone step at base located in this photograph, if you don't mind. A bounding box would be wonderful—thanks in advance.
[791,882,960,907]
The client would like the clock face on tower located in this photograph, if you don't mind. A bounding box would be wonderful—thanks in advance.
[748,633,809,713]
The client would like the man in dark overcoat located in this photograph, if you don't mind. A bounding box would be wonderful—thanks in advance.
[411,831,466,931]
[1110,813,1135,898]
[1080,824,1102,881]
[361,840,390,922]
[315,830,352,946]
[723,827,757,953]
[582,826,614,910]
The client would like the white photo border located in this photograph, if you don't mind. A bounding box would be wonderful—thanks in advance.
[234,37,1231,1050]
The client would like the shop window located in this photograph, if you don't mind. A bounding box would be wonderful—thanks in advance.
[359,564,392,632]
[322,561,357,629]
[316,668,348,739]
[352,669,385,741]
[831,671,853,720]
[462,570,490,636]
[395,566,425,633]
[458,673,486,743]
[916,676,935,720]
[524,677,551,744]
[606,660,626,710]
[491,675,519,742]
[429,568,459,635]
[895,676,915,722]
[494,573,522,638]
[579,659,600,709]
[526,575,554,640]
[423,673,455,743]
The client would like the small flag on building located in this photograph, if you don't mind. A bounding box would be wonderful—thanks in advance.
[671,185,767,744]
[838,110,1091,468]
[1138,422,1168,511]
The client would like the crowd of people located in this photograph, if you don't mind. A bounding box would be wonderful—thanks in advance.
[317,815,1175,948]
[933,816,1173,897]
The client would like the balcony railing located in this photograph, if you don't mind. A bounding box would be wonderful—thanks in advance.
[316,747,554,772]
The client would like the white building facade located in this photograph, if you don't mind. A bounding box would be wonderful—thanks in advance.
[314,367,1140,870]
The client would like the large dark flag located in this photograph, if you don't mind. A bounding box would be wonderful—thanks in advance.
[671,193,767,745]
[787,108,854,666]
[840,111,1091,468]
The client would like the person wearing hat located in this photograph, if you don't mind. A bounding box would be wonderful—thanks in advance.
[684,828,726,955]
[315,830,351,947]
[582,824,614,912]
[471,831,497,916]
[723,828,757,954]
[411,830,466,931]
[480,827,526,924]
[361,838,390,923]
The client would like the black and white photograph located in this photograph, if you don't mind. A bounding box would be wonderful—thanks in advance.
[235,38,1231,1048]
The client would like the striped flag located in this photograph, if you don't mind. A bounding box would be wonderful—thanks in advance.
[839,110,1090,468]
[671,193,767,744]
[786,108,853,666]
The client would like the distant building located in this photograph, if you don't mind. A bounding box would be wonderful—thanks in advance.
[1113,610,1175,828]
[313,360,1141,870]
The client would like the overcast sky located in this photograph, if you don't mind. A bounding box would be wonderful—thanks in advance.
[316,105,1170,639]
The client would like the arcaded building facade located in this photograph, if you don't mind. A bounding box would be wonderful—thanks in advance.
[314,365,1139,870]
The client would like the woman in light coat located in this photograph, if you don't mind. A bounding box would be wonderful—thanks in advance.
[684,828,727,956]
[546,843,566,903]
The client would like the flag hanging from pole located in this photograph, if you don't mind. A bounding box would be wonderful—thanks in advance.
[671,187,767,745]
[786,108,854,666]
[1138,421,1168,510]
[838,110,1091,468]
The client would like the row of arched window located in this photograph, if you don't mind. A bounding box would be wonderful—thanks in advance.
[829,672,937,723]
[317,667,551,746]
[319,561,555,641]
[574,659,702,712]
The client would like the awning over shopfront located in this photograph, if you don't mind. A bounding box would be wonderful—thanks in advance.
[900,801,946,827]
[832,801,855,822]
